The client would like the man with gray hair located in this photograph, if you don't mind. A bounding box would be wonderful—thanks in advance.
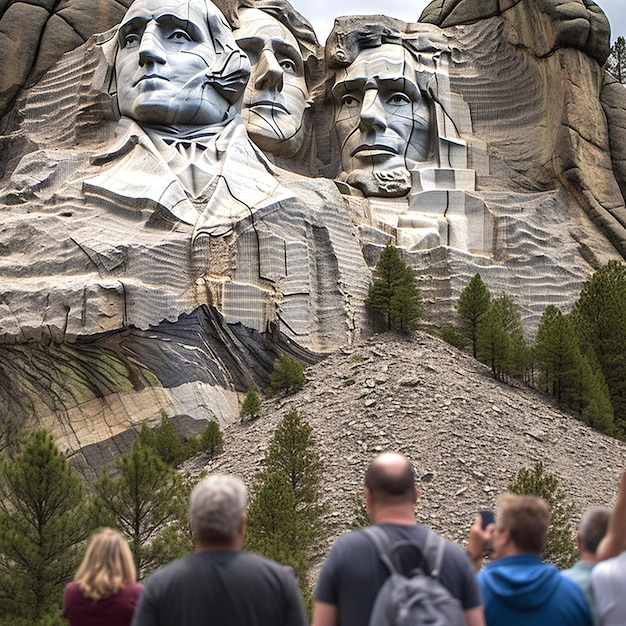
[131,474,308,626]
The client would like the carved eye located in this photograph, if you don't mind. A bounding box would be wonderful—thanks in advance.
[169,30,192,42]
[387,92,411,105]
[280,58,297,74]
[341,94,360,107]
[123,33,141,48]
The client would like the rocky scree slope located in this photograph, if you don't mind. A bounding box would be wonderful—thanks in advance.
[188,331,626,567]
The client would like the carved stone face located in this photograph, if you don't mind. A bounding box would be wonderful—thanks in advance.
[115,0,235,126]
[234,8,310,156]
[332,44,433,197]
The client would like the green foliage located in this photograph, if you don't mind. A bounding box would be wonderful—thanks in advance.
[457,273,491,357]
[240,389,262,422]
[245,410,323,609]
[476,293,528,381]
[342,378,356,387]
[0,430,90,622]
[349,496,370,530]
[535,306,582,403]
[508,462,577,568]
[572,261,626,432]
[91,438,192,578]
[607,36,626,83]
[198,420,223,458]
[366,244,423,333]
[438,325,467,350]
[269,354,305,396]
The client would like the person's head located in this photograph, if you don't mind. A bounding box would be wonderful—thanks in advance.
[576,506,610,560]
[114,0,250,127]
[326,19,444,197]
[493,493,550,558]
[74,528,136,602]
[189,474,248,548]
[232,2,319,157]
[364,452,418,521]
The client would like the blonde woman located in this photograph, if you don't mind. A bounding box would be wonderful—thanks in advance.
[62,528,143,626]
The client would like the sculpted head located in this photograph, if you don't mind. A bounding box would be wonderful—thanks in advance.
[326,19,446,197]
[114,0,250,127]
[232,2,319,157]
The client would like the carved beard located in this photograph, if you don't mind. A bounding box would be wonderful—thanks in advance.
[343,167,411,197]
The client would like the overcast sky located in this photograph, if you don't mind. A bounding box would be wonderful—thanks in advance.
[288,0,625,45]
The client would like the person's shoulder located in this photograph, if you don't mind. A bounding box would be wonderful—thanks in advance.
[122,582,144,597]
[63,581,82,598]
[143,554,193,586]
[591,552,625,579]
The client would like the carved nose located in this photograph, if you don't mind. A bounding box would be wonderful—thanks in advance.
[359,89,387,131]
[138,28,166,66]
[254,50,283,91]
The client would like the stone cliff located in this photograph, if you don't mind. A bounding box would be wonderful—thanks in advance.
[0,0,625,467]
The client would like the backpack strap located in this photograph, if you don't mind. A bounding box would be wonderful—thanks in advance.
[423,529,446,580]
[362,525,399,575]
[364,526,448,580]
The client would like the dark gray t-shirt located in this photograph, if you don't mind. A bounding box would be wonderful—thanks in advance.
[131,550,308,626]
[315,523,482,626]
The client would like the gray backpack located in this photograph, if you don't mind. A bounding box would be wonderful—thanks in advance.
[363,526,466,626]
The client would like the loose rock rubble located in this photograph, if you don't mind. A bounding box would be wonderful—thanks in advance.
[186,331,626,575]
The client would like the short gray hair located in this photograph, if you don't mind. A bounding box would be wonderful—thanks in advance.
[579,507,610,554]
[189,475,248,543]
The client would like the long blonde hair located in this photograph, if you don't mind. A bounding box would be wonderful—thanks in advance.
[74,528,137,601]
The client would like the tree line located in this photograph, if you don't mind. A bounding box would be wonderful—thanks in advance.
[363,245,626,439]
[451,263,626,438]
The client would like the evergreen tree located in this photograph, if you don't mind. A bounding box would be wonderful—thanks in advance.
[245,410,323,605]
[508,462,577,568]
[535,306,582,403]
[457,273,491,357]
[476,293,528,380]
[153,412,187,466]
[607,36,626,83]
[199,420,223,458]
[572,261,626,430]
[240,389,262,422]
[0,430,90,622]
[269,354,305,396]
[91,439,191,578]
[366,244,422,333]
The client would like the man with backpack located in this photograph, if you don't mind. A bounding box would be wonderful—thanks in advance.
[313,452,485,626]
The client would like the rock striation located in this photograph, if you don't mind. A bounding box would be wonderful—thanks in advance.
[0,0,625,465]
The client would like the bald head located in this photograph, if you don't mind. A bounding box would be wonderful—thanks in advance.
[365,452,417,505]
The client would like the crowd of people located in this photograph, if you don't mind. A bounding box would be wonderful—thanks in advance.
[60,452,626,626]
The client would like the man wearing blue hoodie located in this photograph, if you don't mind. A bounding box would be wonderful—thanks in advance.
[467,493,592,626]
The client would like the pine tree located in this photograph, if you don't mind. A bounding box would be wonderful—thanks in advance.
[245,410,323,604]
[0,430,90,622]
[153,412,187,466]
[91,439,191,578]
[366,244,422,333]
[572,261,626,430]
[607,36,626,84]
[508,462,577,568]
[199,420,223,458]
[457,273,491,357]
[240,389,262,422]
[269,354,305,396]
[476,293,528,380]
[535,306,582,403]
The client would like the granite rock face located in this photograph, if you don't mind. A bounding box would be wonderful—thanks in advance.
[0,0,625,471]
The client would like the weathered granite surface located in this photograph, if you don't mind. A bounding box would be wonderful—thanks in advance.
[0,0,625,470]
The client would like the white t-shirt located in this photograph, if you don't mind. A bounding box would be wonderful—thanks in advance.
[590,551,626,626]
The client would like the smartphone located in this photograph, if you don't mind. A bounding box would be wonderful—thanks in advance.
[479,509,495,529]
